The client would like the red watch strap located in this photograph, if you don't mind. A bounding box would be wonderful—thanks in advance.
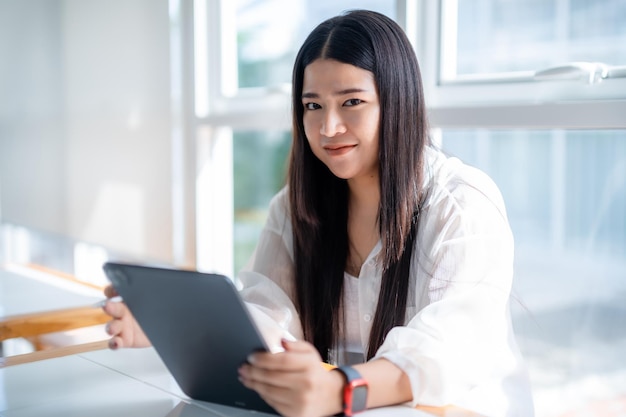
[334,366,368,416]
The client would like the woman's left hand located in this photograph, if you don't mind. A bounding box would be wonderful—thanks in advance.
[238,339,344,417]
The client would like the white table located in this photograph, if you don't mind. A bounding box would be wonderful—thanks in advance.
[0,264,103,317]
[0,347,438,417]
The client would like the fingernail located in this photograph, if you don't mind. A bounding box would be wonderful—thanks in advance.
[247,354,255,364]
[109,340,118,350]
[94,296,123,309]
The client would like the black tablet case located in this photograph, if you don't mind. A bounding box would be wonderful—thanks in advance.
[102,262,277,415]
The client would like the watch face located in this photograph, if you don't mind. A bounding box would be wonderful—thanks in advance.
[352,383,368,412]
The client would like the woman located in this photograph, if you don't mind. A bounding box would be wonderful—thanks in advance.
[104,10,534,417]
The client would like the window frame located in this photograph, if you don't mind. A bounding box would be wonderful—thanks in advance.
[418,0,626,129]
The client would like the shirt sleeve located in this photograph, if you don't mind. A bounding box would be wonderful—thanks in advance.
[373,166,523,411]
[237,188,304,352]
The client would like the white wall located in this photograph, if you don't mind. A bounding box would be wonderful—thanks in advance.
[0,0,66,232]
[0,0,175,263]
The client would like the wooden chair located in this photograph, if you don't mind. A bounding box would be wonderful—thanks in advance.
[0,316,108,368]
[0,304,111,367]
[0,264,112,367]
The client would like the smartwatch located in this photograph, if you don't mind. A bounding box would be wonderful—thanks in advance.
[333,365,368,416]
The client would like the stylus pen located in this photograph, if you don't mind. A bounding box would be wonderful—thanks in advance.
[93,295,123,308]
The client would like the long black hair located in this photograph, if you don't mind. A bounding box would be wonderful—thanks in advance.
[288,10,429,361]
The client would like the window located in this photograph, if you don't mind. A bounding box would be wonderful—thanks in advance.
[443,0,626,78]
[420,0,626,114]
[416,1,626,415]
[441,130,626,416]
[233,130,291,273]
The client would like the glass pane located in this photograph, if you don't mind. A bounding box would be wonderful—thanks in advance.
[444,0,626,77]
[232,130,291,274]
[235,0,396,89]
[441,130,626,417]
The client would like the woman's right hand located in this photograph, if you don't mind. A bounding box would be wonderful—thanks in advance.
[102,285,152,349]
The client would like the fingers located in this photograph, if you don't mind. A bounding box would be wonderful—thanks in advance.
[238,346,340,417]
[239,362,311,416]
[248,340,321,372]
[105,318,123,337]
[103,284,118,298]
[241,340,324,389]
[238,370,292,406]
[102,298,127,319]
[281,339,317,354]
[108,336,123,350]
[239,363,291,391]
[247,352,305,373]
[102,298,126,348]
[100,298,151,349]
[104,312,128,349]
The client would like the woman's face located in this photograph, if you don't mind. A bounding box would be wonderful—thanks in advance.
[302,58,380,182]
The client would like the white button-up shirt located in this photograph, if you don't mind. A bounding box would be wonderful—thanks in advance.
[238,147,534,417]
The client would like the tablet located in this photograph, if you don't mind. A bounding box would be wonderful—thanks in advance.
[102,261,277,415]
